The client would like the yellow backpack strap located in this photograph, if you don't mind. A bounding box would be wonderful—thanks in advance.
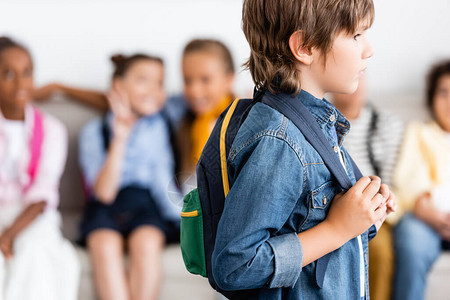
[220,98,240,197]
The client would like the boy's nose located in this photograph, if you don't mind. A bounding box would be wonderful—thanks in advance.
[362,41,374,60]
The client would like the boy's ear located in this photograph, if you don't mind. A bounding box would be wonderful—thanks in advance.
[289,31,313,65]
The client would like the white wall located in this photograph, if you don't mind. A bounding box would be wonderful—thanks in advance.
[1,0,449,108]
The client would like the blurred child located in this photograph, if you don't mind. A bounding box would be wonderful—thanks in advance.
[393,60,450,300]
[0,37,79,300]
[332,76,405,300]
[44,54,180,300]
[174,39,235,177]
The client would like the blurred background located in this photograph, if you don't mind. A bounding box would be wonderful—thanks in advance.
[1,0,450,104]
[1,0,450,299]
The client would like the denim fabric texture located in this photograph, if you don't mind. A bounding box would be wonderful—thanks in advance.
[212,90,372,299]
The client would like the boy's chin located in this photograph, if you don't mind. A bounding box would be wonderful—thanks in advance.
[335,82,359,95]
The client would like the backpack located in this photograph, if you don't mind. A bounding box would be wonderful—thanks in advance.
[24,107,44,192]
[180,90,368,298]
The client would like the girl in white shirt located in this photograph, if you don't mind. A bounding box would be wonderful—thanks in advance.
[0,37,79,300]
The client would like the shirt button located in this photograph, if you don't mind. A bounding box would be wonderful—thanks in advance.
[330,114,336,122]
[322,194,327,205]
[333,146,339,153]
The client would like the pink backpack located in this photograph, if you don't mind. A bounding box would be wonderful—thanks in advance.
[24,107,44,191]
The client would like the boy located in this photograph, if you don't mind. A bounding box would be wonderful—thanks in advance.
[212,0,397,299]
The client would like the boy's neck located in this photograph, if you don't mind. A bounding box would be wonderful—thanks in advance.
[300,86,325,101]
[333,102,363,121]
[298,74,325,100]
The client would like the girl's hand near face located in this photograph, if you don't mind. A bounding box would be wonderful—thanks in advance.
[94,89,136,204]
[107,89,137,141]
[93,89,137,204]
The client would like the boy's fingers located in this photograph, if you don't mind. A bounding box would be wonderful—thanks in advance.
[387,192,397,209]
[370,193,385,210]
[374,203,387,221]
[386,202,397,214]
[362,176,381,198]
[351,176,372,194]
[379,183,389,200]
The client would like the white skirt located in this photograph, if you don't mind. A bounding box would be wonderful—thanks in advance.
[0,204,80,300]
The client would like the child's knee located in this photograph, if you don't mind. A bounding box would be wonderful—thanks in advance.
[129,226,165,255]
[87,230,123,256]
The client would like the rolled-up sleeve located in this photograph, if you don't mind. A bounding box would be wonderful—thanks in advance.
[267,232,303,288]
[212,135,305,291]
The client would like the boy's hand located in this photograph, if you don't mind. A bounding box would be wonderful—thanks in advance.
[380,183,397,214]
[374,183,397,231]
[325,176,387,241]
[0,231,13,260]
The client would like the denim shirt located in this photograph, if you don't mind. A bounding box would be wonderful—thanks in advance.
[212,90,371,299]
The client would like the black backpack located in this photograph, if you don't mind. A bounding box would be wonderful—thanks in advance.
[180,90,366,299]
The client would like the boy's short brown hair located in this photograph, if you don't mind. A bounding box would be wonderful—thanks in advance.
[242,0,374,95]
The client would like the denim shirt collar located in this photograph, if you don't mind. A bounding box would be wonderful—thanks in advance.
[263,89,351,145]
[296,90,349,130]
[303,90,351,146]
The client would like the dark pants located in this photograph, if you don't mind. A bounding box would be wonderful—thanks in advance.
[79,186,180,245]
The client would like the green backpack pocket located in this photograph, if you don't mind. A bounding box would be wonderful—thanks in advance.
[180,188,207,277]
